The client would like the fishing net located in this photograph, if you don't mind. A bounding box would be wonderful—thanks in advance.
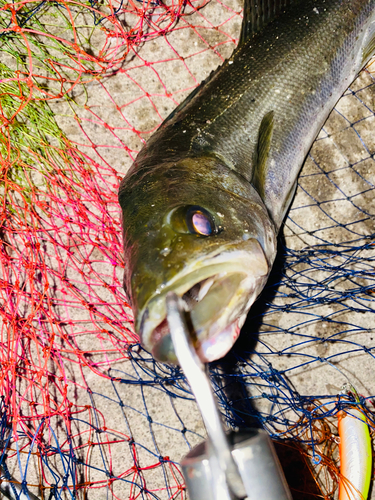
[0,0,374,498]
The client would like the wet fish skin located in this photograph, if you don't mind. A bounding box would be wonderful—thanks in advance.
[119,0,375,363]
[120,155,276,361]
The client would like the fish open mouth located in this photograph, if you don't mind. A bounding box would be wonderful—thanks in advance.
[138,239,270,363]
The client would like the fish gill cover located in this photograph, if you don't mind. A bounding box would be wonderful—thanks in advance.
[0,0,374,498]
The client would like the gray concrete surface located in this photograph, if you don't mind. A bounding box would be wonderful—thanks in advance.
[1,0,375,498]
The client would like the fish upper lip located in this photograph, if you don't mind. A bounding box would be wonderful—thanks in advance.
[137,238,269,354]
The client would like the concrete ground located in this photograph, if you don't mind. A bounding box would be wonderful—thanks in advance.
[1,0,375,498]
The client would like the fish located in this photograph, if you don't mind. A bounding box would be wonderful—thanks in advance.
[118,0,375,364]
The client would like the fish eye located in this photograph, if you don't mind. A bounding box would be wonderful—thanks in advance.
[186,206,214,236]
[169,205,216,236]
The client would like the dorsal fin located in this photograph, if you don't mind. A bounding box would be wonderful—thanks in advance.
[252,110,274,199]
[239,0,300,46]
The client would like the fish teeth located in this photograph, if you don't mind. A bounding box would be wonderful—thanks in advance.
[197,277,215,302]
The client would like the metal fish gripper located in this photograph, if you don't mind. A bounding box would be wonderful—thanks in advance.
[166,292,293,500]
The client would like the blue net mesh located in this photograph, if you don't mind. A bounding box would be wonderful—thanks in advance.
[0,0,374,498]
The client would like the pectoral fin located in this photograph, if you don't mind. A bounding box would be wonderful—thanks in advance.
[239,0,302,46]
[251,111,274,200]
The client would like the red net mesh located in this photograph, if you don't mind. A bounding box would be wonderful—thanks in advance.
[0,0,242,497]
[0,0,375,498]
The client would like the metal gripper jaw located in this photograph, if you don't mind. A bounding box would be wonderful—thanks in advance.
[166,292,293,500]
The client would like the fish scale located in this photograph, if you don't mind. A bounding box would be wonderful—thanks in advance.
[139,0,375,229]
[119,0,375,364]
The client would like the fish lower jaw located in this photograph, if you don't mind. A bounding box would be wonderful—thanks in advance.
[140,240,271,363]
[146,272,264,364]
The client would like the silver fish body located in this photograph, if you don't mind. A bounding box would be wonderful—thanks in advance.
[119,0,375,363]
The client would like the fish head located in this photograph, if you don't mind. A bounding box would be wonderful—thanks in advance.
[119,155,276,363]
